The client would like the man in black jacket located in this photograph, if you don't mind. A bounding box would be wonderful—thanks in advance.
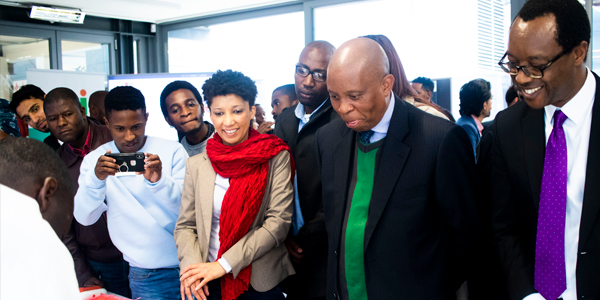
[492,1,599,299]
[275,40,337,300]
[316,37,480,300]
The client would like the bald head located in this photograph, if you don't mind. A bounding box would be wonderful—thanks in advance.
[89,91,107,124]
[329,38,389,80]
[295,40,336,114]
[327,38,394,132]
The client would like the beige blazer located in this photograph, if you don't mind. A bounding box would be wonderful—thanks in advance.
[174,151,295,292]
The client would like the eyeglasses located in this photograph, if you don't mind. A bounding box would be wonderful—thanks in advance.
[295,65,326,82]
[497,47,571,79]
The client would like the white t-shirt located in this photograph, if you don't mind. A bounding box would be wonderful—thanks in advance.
[1,184,80,300]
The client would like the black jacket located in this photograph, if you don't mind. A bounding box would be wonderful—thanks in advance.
[274,99,339,299]
[316,97,480,300]
[491,72,600,300]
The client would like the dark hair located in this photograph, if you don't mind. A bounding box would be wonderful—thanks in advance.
[202,70,257,108]
[412,77,435,93]
[459,79,492,117]
[89,91,108,108]
[44,87,81,109]
[160,81,203,119]
[273,84,297,102]
[104,86,146,119]
[0,137,73,195]
[362,35,415,99]
[9,84,45,114]
[505,86,518,107]
[518,0,590,61]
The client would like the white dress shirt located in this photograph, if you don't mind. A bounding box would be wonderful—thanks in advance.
[369,92,395,143]
[210,174,233,273]
[524,68,596,300]
[1,184,81,300]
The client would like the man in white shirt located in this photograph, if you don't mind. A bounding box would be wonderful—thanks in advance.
[0,138,80,300]
[492,1,598,300]
[75,86,188,300]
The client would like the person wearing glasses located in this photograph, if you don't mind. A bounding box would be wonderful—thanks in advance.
[274,40,339,300]
[491,1,598,300]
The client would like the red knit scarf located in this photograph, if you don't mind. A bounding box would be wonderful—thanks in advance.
[206,128,294,300]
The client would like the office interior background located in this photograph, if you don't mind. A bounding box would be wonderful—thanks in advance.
[1,0,599,125]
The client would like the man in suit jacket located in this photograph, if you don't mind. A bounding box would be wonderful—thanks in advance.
[276,40,337,300]
[316,37,480,300]
[491,1,598,300]
[456,79,493,161]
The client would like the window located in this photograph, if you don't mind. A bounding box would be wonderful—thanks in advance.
[0,35,50,99]
[593,2,599,73]
[61,40,110,75]
[314,0,512,119]
[168,11,304,121]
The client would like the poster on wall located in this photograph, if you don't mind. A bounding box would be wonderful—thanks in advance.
[26,69,106,142]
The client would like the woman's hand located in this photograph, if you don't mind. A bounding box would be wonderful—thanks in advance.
[180,262,227,294]
[180,277,208,300]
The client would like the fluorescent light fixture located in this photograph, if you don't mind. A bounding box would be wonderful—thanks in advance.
[30,6,85,24]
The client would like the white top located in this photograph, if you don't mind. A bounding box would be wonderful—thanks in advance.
[369,92,396,143]
[524,68,596,300]
[0,184,80,300]
[74,136,188,269]
[209,174,233,273]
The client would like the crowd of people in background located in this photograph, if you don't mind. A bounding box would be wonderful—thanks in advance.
[1,0,598,300]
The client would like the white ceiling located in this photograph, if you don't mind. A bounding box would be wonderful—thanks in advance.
[6,0,300,24]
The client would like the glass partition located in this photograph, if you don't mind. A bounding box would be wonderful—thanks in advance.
[168,11,304,121]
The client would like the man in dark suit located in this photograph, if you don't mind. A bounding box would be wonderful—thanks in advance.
[276,40,337,300]
[316,37,480,300]
[492,1,598,300]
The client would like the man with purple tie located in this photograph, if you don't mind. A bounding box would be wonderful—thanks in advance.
[492,1,599,300]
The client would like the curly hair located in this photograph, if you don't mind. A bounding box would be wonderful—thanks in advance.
[202,70,257,108]
[459,79,491,117]
[518,0,590,61]
[104,86,146,120]
[9,84,45,114]
[160,80,203,119]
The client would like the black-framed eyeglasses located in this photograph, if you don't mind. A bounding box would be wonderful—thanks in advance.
[295,65,326,82]
[497,47,571,79]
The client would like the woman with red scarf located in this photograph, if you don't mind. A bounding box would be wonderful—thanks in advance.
[175,70,295,300]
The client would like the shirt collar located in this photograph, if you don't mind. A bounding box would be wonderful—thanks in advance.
[295,99,328,122]
[371,92,395,134]
[544,68,596,126]
[471,115,484,136]
[68,124,92,157]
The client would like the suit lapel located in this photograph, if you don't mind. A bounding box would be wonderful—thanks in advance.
[280,105,300,151]
[299,99,332,136]
[521,107,545,208]
[333,125,354,250]
[364,98,411,250]
[579,72,600,249]
[198,155,216,260]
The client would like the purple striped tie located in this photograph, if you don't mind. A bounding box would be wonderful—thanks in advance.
[535,109,568,300]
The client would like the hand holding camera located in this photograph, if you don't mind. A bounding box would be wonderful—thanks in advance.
[138,153,162,183]
[94,151,161,182]
[95,149,119,181]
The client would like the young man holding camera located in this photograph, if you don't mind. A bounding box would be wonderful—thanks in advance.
[74,86,188,300]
